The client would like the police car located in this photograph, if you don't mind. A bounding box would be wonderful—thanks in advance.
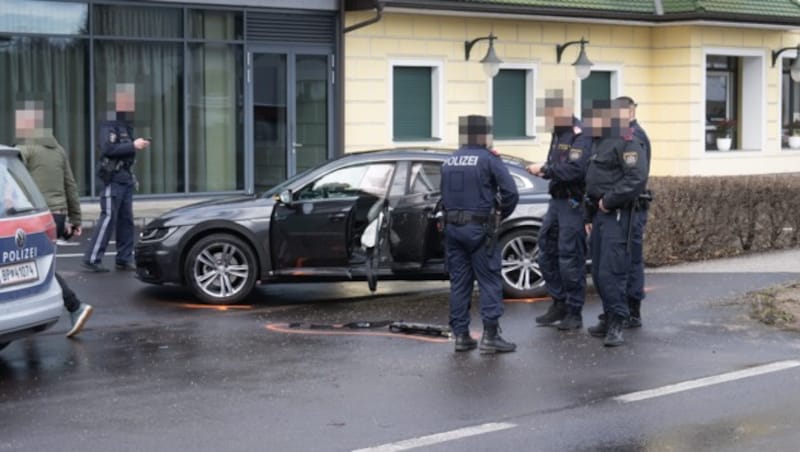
[0,145,62,352]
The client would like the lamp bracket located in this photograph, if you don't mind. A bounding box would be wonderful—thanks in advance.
[465,33,497,61]
[556,37,589,64]
[772,45,799,67]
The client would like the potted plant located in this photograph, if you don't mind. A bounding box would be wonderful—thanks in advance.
[788,120,800,149]
[715,119,736,151]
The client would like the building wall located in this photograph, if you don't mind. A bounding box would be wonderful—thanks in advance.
[344,11,800,177]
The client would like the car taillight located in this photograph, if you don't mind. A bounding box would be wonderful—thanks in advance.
[45,215,57,243]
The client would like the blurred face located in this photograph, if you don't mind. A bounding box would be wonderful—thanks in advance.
[115,83,135,112]
[15,101,45,139]
[584,100,631,138]
[538,89,574,130]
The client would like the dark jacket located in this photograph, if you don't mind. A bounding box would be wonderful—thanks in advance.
[99,118,137,185]
[441,146,519,219]
[585,132,649,211]
[541,117,592,198]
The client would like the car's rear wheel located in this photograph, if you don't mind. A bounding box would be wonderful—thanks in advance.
[184,233,257,305]
[500,228,546,299]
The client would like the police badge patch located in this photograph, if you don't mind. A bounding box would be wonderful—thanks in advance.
[569,148,583,161]
[109,132,118,143]
[623,151,638,166]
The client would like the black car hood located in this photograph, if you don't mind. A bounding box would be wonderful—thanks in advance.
[151,195,274,227]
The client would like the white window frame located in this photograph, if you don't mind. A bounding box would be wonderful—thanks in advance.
[701,47,765,155]
[486,62,538,140]
[777,47,799,150]
[388,59,444,145]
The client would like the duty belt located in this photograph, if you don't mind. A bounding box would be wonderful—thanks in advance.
[445,210,489,226]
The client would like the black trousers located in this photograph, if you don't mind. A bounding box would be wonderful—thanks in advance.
[53,213,81,313]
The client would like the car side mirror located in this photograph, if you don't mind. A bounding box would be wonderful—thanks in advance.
[276,189,293,205]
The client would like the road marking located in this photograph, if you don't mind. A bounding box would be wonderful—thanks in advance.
[352,422,516,452]
[614,360,800,403]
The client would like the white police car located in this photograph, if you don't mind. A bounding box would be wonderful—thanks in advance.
[0,145,62,352]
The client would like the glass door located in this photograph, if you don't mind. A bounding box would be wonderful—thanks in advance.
[250,50,331,193]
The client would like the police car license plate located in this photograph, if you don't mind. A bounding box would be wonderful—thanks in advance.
[0,261,39,288]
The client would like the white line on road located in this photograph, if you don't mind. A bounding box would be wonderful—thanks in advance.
[352,422,516,452]
[614,360,800,403]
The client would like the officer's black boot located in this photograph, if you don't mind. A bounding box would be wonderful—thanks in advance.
[480,323,516,354]
[454,333,478,352]
[627,299,642,328]
[557,307,583,330]
[587,313,607,337]
[535,299,566,325]
[603,314,625,347]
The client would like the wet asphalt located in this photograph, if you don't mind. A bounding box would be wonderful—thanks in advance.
[1,237,800,451]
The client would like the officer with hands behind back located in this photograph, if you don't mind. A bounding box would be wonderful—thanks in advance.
[527,89,592,330]
[441,115,519,353]
[583,99,649,347]
[83,83,150,273]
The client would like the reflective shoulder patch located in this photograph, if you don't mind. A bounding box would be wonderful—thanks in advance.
[569,148,583,161]
[109,132,118,143]
[558,143,570,150]
[623,151,638,166]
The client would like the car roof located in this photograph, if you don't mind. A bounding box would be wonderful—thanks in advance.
[335,147,532,167]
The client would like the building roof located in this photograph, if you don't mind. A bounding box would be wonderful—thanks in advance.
[346,0,800,26]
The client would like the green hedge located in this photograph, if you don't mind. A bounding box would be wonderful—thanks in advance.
[645,174,800,266]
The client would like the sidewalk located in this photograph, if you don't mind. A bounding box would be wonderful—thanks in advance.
[79,197,212,228]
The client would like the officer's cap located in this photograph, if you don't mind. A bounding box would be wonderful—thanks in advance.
[458,115,493,148]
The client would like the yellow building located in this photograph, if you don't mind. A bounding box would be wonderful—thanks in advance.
[343,0,800,176]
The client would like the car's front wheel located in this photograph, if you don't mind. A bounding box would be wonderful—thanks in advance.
[500,228,546,299]
[184,233,257,305]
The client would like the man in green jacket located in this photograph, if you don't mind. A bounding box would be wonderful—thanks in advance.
[15,100,93,338]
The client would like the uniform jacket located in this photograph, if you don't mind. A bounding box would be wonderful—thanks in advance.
[542,117,592,198]
[16,135,82,225]
[441,145,519,219]
[585,132,649,211]
[99,117,137,185]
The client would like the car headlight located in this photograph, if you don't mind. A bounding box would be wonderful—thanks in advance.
[140,226,176,242]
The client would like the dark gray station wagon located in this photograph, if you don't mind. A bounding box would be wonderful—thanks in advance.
[135,149,550,304]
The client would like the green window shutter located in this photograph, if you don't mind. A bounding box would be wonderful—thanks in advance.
[493,69,527,138]
[393,66,432,140]
[581,71,611,109]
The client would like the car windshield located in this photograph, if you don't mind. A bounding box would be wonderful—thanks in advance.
[0,155,49,218]
[260,162,328,198]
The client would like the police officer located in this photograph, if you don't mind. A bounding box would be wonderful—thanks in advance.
[83,83,150,272]
[441,115,519,353]
[528,92,592,330]
[584,99,649,346]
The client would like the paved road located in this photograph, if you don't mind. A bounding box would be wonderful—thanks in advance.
[1,238,800,451]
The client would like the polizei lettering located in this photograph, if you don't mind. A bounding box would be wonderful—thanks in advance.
[2,247,38,264]
[444,155,479,167]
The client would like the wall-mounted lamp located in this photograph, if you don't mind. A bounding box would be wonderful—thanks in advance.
[771,44,800,83]
[556,37,594,80]
[465,33,503,78]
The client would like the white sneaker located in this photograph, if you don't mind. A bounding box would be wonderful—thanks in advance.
[56,239,79,246]
[66,304,93,338]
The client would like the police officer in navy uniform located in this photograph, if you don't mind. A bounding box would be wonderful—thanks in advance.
[441,115,519,353]
[527,92,592,330]
[83,83,150,272]
[584,99,649,346]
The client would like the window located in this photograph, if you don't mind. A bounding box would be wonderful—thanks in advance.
[0,0,88,35]
[705,57,738,150]
[391,61,441,141]
[781,57,800,148]
[297,163,394,200]
[409,162,441,195]
[703,51,764,152]
[492,67,535,139]
[581,71,612,108]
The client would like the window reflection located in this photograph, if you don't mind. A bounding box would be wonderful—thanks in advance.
[0,0,88,35]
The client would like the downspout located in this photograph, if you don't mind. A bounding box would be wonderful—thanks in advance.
[344,0,384,34]
[653,0,664,16]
